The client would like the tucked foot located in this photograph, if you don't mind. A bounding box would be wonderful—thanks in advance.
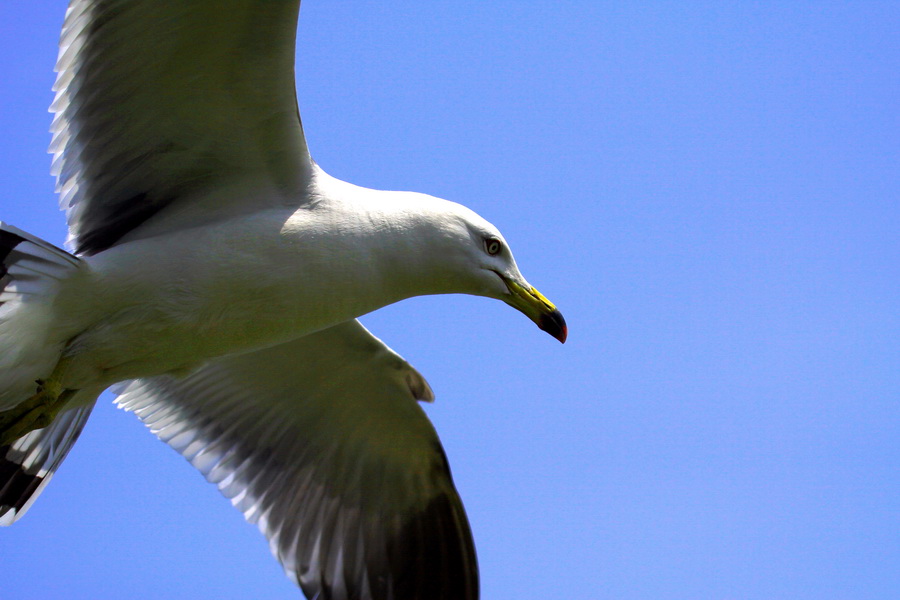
[0,379,71,446]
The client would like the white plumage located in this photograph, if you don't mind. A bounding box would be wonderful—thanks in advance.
[0,2,565,599]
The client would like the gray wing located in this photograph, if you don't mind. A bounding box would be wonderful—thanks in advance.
[52,0,313,255]
[115,320,479,600]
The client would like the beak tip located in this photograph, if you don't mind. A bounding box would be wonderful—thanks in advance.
[538,309,567,344]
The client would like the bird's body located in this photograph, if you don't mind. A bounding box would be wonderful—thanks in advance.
[0,1,565,597]
[4,168,509,403]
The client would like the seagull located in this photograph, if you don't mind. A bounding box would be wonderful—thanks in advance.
[0,1,566,598]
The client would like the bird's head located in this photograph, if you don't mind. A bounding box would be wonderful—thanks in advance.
[404,195,567,344]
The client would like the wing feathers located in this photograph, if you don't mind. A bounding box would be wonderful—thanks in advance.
[116,320,478,599]
[53,0,312,254]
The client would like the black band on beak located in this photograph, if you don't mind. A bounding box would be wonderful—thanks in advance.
[538,309,567,343]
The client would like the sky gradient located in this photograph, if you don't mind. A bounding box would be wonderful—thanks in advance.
[1,2,899,598]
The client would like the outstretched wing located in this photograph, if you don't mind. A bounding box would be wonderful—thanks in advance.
[115,320,479,600]
[52,0,313,255]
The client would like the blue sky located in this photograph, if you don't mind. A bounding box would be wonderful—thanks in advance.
[2,2,899,598]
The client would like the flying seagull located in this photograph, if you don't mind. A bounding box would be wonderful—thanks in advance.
[0,1,566,598]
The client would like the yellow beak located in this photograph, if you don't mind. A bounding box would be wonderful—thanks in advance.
[503,279,567,343]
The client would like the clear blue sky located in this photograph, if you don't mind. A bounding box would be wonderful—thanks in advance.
[2,2,899,598]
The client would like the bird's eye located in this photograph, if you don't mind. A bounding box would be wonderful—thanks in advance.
[485,238,502,256]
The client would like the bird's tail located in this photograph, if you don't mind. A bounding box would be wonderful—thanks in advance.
[0,222,95,524]
[0,401,93,525]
